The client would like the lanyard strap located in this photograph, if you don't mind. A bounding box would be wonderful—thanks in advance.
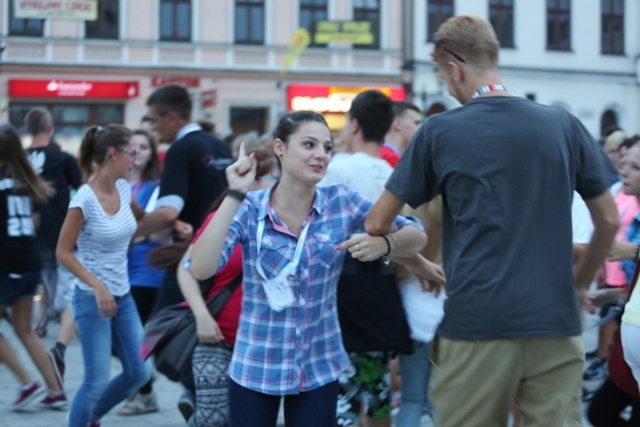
[255,217,311,281]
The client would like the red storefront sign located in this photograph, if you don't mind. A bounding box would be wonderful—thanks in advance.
[8,79,139,99]
[151,76,200,88]
[287,84,406,113]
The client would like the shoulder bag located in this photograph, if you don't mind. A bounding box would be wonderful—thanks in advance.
[141,273,242,382]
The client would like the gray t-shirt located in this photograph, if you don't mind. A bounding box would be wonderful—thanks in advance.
[69,179,137,296]
[387,96,612,340]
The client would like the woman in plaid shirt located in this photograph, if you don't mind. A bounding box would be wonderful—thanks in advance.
[191,111,426,427]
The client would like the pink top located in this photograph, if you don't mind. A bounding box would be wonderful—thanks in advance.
[605,189,639,286]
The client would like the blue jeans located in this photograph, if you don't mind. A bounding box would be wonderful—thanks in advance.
[396,340,434,427]
[69,289,151,426]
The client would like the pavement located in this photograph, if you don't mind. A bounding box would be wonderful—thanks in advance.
[0,299,615,427]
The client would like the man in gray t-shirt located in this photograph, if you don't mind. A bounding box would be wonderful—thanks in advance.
[365,16,619,427]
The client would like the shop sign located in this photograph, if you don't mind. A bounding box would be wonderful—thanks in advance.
[313,21,377,45]
[151,76,200,88]
[200,89,217,108]
[14,0,98,20]
[9,79,139,99]
[288,84,406,114]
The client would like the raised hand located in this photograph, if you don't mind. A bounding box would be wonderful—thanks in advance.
[226,142,257,194]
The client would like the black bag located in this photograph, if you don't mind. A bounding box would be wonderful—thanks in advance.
[141,274,242,382]
[337,256,412,354]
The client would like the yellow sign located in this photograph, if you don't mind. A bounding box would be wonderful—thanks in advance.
[14,0,98,21]
[314,21,375,45]
[281,28,311,77]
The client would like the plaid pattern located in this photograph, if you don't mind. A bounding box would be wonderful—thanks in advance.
[219,184,420,395]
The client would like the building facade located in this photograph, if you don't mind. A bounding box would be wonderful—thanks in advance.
[0,0,407,153]
[408,0,640,139]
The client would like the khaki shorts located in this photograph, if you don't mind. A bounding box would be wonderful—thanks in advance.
[431,335,584,427]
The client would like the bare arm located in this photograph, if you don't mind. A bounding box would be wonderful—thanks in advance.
[575,191,620,289]
[365,189,408,236]
[337,224,427,262]
[191,143,257,280]
[134,206,179,237]
[178,245,223,343]
[56,208,117,317]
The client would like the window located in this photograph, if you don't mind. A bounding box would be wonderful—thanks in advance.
[546,0,571,51]
[230,107,268,135]
[427,0,454,42]
[8,1,44,37]
[353,0,380,50]
[85,0,119,39]
[235,0,265,45]
[300,0,328,48]
[160,0,191,42]
[601,0,624,55]
[489,0,514,48]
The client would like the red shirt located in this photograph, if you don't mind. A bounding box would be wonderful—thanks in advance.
[379,145,400,168]
[193,212,243,346]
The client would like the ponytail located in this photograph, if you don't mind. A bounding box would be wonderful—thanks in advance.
[79,124,132,180]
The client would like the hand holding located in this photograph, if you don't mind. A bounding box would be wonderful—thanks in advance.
[195,313,224,344]
[338,234,388,262]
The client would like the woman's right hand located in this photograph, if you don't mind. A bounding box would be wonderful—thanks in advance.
[195,313,224,344]
[225,142,257,194]
[93,282,117,318]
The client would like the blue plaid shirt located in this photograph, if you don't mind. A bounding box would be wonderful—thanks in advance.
[219,183,421,395]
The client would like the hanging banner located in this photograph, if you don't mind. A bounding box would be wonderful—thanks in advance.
[14,0,98,21]
[313,21,377,45]
[281,28,311,77]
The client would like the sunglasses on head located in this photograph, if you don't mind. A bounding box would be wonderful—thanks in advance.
[433,32,466,63]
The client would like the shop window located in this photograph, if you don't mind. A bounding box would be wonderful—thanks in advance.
[235,0,265,45]
[9,1,44,37]
[427,0,454,42]
[160,0,191,42]
[489,0,514,48]
[353,0,380,50]
[547,0,571,51]
[230,107,267,136]
[300,0,328,48]
[601,0,624,55]
[85,0,120,39]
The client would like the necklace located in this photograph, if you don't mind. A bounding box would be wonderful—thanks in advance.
[472,84,508,99]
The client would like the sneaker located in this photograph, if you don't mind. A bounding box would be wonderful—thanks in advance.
[583,358,607,380]
[38,392,68,410]
[585,349,598,360]
[48,346,66,386]
[11,382,46,411]
[117,392,159,415]
[177,390,195,422]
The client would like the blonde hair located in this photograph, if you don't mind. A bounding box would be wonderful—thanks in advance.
[431,15,499,72]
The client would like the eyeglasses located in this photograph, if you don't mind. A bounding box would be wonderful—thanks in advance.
[118,148,138,160]
[433,32,466,63]
[146,111,168,125]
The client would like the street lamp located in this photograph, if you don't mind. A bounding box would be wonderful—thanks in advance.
[401,59,414,102]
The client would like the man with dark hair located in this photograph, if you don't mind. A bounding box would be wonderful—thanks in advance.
[380,101,422,167]
[366,16,619,426]
[25,106,82,397]
[138,83,232,421]
[321,90,403,427]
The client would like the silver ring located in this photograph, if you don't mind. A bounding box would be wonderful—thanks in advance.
[354,244,361,251]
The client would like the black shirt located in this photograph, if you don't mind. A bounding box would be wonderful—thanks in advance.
[26,146,82,250]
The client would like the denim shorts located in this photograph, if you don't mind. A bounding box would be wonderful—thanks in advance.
[0,272,40,307]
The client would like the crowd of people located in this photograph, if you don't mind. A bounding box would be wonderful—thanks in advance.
[1,14,640,427]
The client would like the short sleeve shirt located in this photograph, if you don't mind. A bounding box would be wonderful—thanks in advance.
[69,179,137,296]
[387,97,613,340]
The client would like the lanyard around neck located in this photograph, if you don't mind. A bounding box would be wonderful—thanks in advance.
[255,216,311,281]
